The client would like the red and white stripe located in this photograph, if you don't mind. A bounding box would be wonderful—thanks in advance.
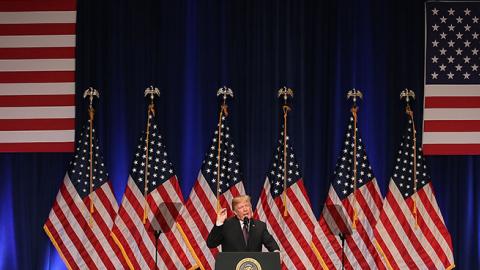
[314,179,384,270]
[423,85,480,155]
[255,178,321,270]
[0,0,75,152]
[373,180,455,270]
[176,172,245,270]
[43,174,128,270]
[111,175,197,269]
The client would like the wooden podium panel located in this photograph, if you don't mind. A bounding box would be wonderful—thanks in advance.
[214,252,281,270]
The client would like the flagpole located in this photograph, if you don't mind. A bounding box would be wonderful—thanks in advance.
[142,86,160,224]
[277,87,293,217]
[347,88,363,229]
[400,89,418,228]
[215,86,233,211]
[83,87,99,227]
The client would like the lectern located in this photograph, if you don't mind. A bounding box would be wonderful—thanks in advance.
[214,252,281,270]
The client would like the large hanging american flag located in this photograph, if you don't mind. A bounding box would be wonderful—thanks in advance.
[111,111,197,269]
[255,123,321,269]
[43,118,128,269]
[424,1,480,155]
[0,0,75,152]
[176,102,246,270]
[374,106,455,269]
[313,110,384,269]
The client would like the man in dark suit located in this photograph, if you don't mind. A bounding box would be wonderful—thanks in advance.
[206,195,280,252]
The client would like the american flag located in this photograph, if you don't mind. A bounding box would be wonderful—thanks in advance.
[43,118,128,269]
[254,124,322,269]
[313,111,384,269]
[373,108,455,269]
[0,0,75,152]
[176,105,246,270]
[111,113,197,269]
[424,2,480,155]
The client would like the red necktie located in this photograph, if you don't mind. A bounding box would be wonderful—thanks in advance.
[242,224,249,245]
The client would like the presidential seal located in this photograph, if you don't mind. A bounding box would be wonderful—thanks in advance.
[235,257,262,270]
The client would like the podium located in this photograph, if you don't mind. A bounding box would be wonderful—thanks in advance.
[214,252,281,270]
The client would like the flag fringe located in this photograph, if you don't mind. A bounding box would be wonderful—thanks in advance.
[110,231,135,270]
[310,241,328,270]
[373,238,393,270]
[176,223,204,270]
[43,224,73,270]
[446,263,456,270]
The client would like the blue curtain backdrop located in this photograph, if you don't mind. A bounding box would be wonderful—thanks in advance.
[0,0,478,269]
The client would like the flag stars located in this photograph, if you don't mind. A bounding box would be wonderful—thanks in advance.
[448,24,455,31]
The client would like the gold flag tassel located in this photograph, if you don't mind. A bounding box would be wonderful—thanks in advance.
[215,103,228,211]
[406,104,418,228]
[143,86,160,224]
[83,87,100,228]
[351,106,358,229]
[215,87,233,211]
[347,88,362,230]
[277,87,293,217]
[88,106,95,227]
[401,89,418,228]
[282,104,291,217]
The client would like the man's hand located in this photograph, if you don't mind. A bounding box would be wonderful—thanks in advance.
[216,208,227,226]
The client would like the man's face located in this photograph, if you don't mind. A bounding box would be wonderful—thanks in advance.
[234,200,252,220]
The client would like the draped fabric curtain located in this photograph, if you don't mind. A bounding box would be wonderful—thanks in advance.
[0,0,478,269]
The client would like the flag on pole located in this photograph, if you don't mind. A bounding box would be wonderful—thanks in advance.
[254,89,321,269]
[255,127,322,269]
[424,1,480,155]
[111,92,197,269]
[313,108,384,269]
[176,92,246,270]
[43,113,128,269]
[374,102,455,269]
[0,0,76,152]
